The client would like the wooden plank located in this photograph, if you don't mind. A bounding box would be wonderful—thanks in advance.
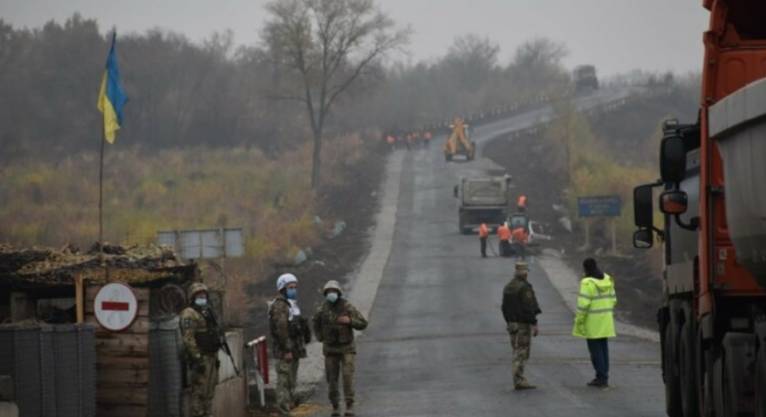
[95,405,147,417]
[85,315,150,334]
[97,387,148,406]
[95,333,149,356]
[87,286,150,301]
[96,355,150,370]
[97,368,150,386]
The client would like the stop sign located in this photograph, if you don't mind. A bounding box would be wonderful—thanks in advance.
[94,282,139,331]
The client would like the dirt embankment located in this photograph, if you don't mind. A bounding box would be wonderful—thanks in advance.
[481,92,694,330]
[244,143,388,340]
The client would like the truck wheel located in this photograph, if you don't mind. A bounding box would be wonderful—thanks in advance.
[756,343,766,417]
[664,325,683,417]
[445,153,452,162]
[679,322,699,417]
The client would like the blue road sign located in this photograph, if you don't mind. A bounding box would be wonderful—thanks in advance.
[577,195,622,218]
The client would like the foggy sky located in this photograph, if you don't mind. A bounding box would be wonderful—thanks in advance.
[0,0,709,76]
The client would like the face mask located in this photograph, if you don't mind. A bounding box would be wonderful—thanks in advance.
[194,297,207,307]
[326,292,339,303]
[286,288,297,300]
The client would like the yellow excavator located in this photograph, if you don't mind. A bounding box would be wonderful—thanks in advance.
[443,117,476,161]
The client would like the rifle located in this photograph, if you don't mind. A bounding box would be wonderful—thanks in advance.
[207,308,241,377]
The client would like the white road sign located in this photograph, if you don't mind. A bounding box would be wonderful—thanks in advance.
[94,283,139,332]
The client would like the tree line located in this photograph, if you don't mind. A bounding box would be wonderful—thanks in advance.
[0,8,572,172]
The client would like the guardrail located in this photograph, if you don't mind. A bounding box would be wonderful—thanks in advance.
[246,336,269,407]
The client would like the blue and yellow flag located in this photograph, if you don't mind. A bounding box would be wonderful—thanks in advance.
[97,32,128,144]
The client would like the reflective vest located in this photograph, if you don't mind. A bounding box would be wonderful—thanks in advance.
[572,274,617,339]
[511,227,528,244]
[497,225,511,241]
[478,224,489,238]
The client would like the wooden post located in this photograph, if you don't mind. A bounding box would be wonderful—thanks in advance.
[75,275,85,324]
[583,219,591,250]
[611,218,618,255]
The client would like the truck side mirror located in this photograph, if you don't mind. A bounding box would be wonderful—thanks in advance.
[634,184,654,229]
[660,190,688,215]
[660,131,686,183]
[633,229,653,249]
[453,185,458,198]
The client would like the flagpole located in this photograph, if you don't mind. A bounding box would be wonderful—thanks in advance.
[99,133,105,244]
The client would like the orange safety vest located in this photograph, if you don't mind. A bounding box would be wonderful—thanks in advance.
[512,227,528,244]
[517,195,527,208]
[479,223,489,238]
[497,225,511,241]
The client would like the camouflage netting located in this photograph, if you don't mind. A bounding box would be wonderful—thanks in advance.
[0,243,195,288]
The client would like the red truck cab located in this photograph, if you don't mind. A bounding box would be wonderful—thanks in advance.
[633,2,766,416]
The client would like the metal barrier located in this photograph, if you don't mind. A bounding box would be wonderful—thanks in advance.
[245,336,269,407]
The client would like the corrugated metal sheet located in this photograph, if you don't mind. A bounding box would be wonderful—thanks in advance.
[148,317,183,417]
[0,324,95,417]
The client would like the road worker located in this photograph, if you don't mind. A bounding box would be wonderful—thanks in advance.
[313,280,368,417]
[517,194,528,212]
[423,130,432,147]
[572,258,617,388]
[269,273,311,415]
[502,262,542,390]
[511,225,529,259]
[478,222,490,258]
[180,282,221,417]
[497,222,512,257]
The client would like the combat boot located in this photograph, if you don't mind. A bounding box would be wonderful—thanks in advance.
[331,403,341,417]
[344,402,355,416]
[514,381,537,390]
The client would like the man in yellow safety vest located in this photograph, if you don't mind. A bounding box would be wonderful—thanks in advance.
[572,258,617,388]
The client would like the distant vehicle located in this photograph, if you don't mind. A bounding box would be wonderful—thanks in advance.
[632,2,766,415]
[443,117,476,161]
[573,65,598,92]
[454,175,512,234]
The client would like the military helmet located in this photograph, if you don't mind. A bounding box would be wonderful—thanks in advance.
[188,282,209,299]
[323,280,343,295]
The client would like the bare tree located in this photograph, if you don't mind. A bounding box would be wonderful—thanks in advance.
[263,0,409,188]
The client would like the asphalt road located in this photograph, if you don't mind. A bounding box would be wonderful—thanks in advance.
[308,88,665,417]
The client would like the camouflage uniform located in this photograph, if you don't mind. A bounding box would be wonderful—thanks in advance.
[269,295,310,413]
[501,265,542,387]
[180,286,221,417]
[312,298,368,409]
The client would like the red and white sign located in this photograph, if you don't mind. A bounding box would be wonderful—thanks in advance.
[94,283,138,331]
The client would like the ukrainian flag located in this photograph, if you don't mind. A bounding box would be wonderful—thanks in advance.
[97,32,128,144]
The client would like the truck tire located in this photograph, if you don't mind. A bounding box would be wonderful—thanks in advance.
[445,153,453,162]
[756,343,766,417]
[679,322,699,417]
[458,214,470,235]
[664,325,683,417]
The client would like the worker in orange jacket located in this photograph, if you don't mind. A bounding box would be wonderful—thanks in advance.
[511,226,529,259]
[517,195,528,212]
[497,222,512,257]
[479,223,490,258]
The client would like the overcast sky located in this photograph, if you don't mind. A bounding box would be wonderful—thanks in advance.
[0,0,709,76]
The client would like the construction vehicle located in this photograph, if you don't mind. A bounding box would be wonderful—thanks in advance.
[454,175,511,234]
[632,2,766,416]
[573,65,598,92]
[443,117,476,161]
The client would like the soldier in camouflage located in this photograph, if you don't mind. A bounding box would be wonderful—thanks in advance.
[313,280,368,417]
[501,262,542,390]
[269,273,311,416]
[180,282,221,417]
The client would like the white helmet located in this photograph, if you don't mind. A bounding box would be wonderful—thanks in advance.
[276,273,298,291]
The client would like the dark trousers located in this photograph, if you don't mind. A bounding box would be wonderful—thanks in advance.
[500,240,512,257]
[586,338,610,382]
[480,237,487,257]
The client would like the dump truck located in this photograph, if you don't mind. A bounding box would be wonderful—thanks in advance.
[573,65,598,93]
[454,175,511,234]
[632,2,766,416]
[443,117,476,161]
